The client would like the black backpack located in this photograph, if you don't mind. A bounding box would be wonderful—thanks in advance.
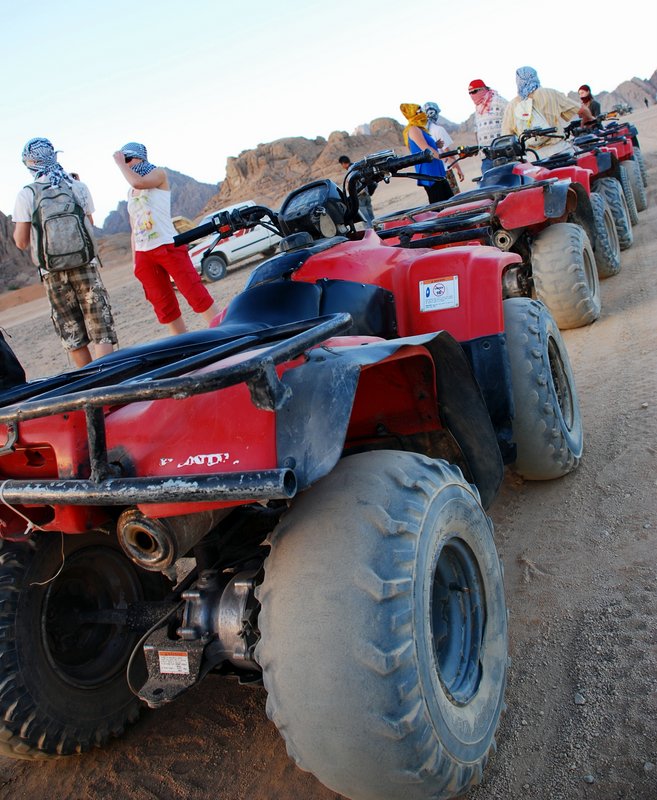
[27,181,97,272]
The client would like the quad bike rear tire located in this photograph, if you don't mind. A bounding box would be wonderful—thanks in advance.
[623,158,647,212]
[0,533,167,760]
[257,450,507,800]
[503,298,583,480]
[632,148,648,188]
[530,222,600,330]
[593,177,633,251]
[619,162,640,223]
[589,192,621,278]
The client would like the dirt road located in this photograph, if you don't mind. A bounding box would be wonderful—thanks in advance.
[1,109,656,799]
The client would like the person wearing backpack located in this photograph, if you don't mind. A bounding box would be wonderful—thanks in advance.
[113,142,218,335]
[12,138,118,369]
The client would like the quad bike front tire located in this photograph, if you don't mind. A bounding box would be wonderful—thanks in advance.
[622,158,647,212]
[530,222,600,330]
[619,162,640,223]
[0,532,167,760]
[257,450,508,800]
[589,192,621,278]
[593,177,633,251]
[503,298,583,480]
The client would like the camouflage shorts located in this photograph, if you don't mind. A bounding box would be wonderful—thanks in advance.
[44,264,118,352]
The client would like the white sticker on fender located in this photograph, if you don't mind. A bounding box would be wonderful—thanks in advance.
[158,650,190,675]
[419,276,459,312]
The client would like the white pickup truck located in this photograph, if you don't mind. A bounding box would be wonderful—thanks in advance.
[186,201,281,281]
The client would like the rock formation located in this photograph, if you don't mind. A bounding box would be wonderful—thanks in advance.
[0,210,37,293]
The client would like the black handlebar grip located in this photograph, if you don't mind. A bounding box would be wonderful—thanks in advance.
[173,219,221,247]
[387,149,433,171]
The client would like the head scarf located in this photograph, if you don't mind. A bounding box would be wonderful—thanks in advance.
[21,137,72,188]
[423,102,441,122]
[515,67,541,100]
[468,80,496,115]
[120,142,158,176]
[578,84,593,103]
[400,103,428,146]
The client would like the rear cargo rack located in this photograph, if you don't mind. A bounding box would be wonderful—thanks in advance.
[0,314,351,506]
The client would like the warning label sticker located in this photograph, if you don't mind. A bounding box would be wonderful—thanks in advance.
[419,276,459,312]
[158,650,190,675]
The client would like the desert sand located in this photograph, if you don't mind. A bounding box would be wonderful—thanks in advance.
[0,108,656,799]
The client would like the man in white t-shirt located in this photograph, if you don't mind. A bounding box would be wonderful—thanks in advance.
[13,138,117,369]
[423,103,464,185]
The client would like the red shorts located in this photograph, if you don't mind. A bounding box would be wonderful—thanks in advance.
[134,243,214,324]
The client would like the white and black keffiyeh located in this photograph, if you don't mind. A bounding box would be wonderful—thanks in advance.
[21,137,72,187]
[120,141,158,176]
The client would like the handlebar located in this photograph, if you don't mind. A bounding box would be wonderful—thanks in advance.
[173,205,277,248]
[519,127,558,144]
[439,145,480,160]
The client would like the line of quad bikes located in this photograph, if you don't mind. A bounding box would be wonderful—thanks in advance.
[0,114,648,798]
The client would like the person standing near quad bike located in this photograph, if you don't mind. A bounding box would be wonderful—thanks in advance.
[467,78,508,173]
[400,103,453,203]
[113,142,219,335]
[578,84,601,119]
[422,102,464,192]
[13,137,118,369]
[503,66,593,156]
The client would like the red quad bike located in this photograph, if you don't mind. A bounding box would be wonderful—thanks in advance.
[561,115,648,226]
[0,150,583,800]
[375,129,617,330]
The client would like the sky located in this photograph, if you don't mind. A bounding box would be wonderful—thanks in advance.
[1,0,656,225]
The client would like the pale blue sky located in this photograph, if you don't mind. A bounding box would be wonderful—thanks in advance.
[1,0,655,224]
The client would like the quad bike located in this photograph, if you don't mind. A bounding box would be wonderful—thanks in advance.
[0,149,583,800]
[561,115,648,223]
[374,129,617,329]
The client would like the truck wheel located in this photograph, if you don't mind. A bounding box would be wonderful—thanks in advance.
[202,254,228,282]
[619,162,640,223]
[504,298,583,480]
[593,177,633,251]
[530,222,600,330]
[632,149,648,188]
[0,533,167,759]
[589,192,621,278]
[257,450,507,800]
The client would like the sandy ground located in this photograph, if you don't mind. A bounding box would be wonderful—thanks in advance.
[0,109,656,799]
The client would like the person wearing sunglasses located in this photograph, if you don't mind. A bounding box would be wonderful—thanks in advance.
[113,142,218,335]
[468,79,508,174]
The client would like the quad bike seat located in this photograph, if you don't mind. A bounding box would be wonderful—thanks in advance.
[479,163,535,190]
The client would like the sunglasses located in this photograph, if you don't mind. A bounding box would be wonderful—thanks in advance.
[124,156,134,163]
[469,88,483,95]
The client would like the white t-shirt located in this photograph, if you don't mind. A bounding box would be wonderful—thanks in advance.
[127,187,177,252]
[13,177,95,222]
[427,122,453,151]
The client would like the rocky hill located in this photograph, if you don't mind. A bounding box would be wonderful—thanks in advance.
[101,169,218,234]
[0,210,37,292]
[203,117,407,213]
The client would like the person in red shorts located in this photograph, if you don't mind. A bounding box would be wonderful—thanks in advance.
[113,142,218,335]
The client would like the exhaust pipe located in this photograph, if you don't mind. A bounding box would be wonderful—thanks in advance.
[117,507,230,571]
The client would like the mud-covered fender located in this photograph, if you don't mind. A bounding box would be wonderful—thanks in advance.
[276,330,504,508]
[543,179,573,218]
